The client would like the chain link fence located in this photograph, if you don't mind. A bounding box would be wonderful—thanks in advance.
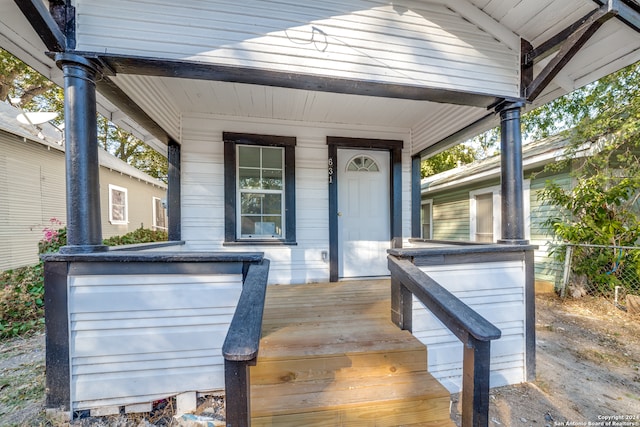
[560,243,640,311]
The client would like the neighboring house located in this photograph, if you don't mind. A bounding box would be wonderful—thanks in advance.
[2,0,640,421]
[0,101,167,270]
[421,135,572,290]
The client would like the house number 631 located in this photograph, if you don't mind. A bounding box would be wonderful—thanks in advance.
[328,157,334,183]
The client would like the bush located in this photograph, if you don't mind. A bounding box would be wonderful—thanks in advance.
[38,218,66,254]
[103,227,168,246]
[38,220,168,253]
[1,224,168,339]
[0,264,45,338]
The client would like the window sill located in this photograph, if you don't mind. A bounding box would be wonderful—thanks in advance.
[223,240,298,247]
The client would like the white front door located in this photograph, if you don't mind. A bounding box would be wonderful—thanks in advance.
[337,149,390,278]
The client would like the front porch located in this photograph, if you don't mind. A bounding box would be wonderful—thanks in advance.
[41,241,533,426]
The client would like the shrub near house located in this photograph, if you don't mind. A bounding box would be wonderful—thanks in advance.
[0,224,168,339]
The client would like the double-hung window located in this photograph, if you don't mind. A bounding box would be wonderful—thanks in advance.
[224,132,296,244]
[238,145,284,238]
[421,200,432,239]
[469,180,531,242]
[152,197,167,230]
[109,184,128,225]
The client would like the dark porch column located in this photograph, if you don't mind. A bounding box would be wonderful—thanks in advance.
[55,53,107,253]
[411,155,422,238]
[167,139,181,241]
[497,102,528,244]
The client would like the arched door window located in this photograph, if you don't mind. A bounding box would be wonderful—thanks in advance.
[346,155,379,172]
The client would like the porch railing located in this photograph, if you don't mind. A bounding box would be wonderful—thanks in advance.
[388,254,502,427]
[41,248,266,416]
[222,259,270,427]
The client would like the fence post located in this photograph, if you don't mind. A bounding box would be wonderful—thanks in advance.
[561,245,573,298]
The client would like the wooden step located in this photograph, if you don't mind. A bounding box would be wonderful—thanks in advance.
[251,372,452,426]
[251,347,428,385]
[249,280,455,426]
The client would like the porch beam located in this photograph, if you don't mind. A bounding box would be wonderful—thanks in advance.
[14,0,66,52]
[522,8,602,66]
[78,52,511,108]
[593,0,640,32]
[523,5,616,101]
[167,139,181,241]
[497,102,527,245]
[49,1,76,50]
[56,53,107,253]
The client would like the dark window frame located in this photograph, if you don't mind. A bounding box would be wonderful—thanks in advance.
[223,132,297,245]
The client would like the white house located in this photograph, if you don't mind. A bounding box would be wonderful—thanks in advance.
[1,1,639,424]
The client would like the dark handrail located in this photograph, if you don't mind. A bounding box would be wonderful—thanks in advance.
[222,259,270,427]
[387,255,501,427]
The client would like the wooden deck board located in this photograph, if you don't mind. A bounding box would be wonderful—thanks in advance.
[250,279,454,426]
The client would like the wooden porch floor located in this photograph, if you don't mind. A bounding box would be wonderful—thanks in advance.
[250,279,455,426]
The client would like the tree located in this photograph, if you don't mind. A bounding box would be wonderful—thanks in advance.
[0,48,62,111]
[538,61,640,246]
[2,48,167,182]
[537,61,640,294]
[523,62,640,140]
[421,144,477,178]
[422,62,640,178]
[98,116,168,181]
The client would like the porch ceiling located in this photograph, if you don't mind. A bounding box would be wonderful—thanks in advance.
[111,74,490,147]
[1,0,639,157]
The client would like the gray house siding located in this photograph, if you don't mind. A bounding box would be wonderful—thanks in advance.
[0,119,167,270]
[0,129,66,271]
[99,168,167,238]
[529,171,571,287]
[432,191,470,241]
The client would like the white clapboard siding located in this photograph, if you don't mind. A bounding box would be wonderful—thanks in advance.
[411,260,526,392]
[180,113,411,284]
[68,273,243,410]
[75,0,519,98]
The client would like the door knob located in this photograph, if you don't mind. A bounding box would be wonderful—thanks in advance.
[337,212,343,216]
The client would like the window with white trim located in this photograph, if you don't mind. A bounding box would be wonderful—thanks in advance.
[474,192,495,242]
[469,181,531,242]
[153,197,167,230]
[421,200,432,239]
[223,132,296,244]
[109,184,128,225]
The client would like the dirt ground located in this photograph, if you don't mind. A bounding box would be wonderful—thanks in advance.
[1,294,639,427]
[451,294,640,427]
